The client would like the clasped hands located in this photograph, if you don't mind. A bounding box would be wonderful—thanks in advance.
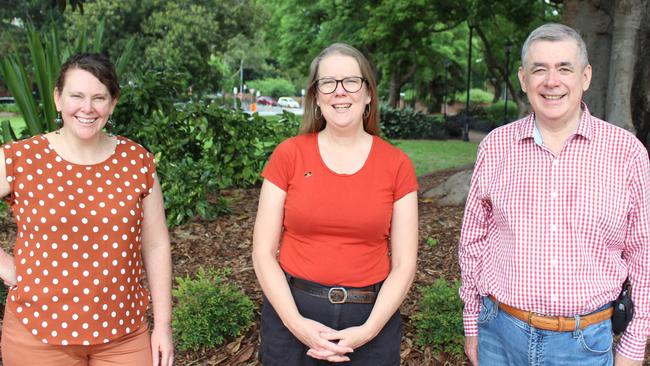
[290,317,374,362]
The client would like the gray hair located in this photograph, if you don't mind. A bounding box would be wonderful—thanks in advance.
[521,23,589,69]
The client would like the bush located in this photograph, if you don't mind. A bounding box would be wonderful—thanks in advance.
[113,72,299,226]
[0,103,20,114]
[380,106,448,140]
[172,267,255,352]
[412,278,465,360]
[483,100,519,124]
[248,78,296,99]
[452,88,494,104]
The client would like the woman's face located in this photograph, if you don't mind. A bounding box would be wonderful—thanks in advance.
[316,54,371,132]
[54,68,117,140]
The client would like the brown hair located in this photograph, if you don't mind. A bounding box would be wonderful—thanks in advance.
[300,43,379,135]
[55,53,120,99]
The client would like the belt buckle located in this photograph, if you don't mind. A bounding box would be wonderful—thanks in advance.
[328,287,348,304]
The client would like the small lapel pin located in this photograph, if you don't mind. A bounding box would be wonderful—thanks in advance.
[304,171,312,178]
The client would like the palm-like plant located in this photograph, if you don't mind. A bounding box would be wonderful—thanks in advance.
[0,21,133,142]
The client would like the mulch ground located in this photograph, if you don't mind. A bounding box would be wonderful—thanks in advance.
[2,167,649,365]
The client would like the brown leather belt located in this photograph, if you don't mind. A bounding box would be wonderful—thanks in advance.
[489,295,613,332]
[289,277,378,304]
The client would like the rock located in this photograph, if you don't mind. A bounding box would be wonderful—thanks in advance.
[422,169,473,206]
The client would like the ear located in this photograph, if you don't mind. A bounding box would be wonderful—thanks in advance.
[108,96,119,114]
[53,88,61,111]
[581,64,592,92]
[517,66,527,93]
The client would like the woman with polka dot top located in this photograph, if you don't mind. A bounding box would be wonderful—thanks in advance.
[0,53,173,366]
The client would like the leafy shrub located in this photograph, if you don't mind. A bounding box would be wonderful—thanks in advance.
[483,100,519,124]
[248,78,296,99]
[380,106,448,140]
[0,103,20,114]
[412,278,465,359]
[0,283,7,306]
[452,88,494,104]
[113,72,299,226]
[172,267,255,352]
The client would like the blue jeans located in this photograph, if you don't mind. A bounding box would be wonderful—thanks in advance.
[478,296,613,366]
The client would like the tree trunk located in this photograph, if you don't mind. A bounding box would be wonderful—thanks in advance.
[631,2,650,149]
[388,70,401,108]
[563,0,614,120]
[606,0,643,130]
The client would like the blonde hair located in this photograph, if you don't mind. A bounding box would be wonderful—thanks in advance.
[300,43,379,135]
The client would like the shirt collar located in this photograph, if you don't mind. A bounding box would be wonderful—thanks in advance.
[517,102,594,143]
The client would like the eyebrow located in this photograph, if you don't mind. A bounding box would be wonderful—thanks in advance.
[530,62,575,69]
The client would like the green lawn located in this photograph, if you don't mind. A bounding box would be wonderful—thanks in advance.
[395,139,478,176]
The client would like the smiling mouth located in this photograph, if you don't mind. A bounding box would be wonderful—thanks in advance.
[332,104,352,110]
[542,94,565,100]
[75,116,97,124]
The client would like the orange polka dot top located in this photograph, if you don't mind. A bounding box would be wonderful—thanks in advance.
[2,134,156,346]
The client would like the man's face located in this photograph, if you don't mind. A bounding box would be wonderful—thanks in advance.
[518,39,592,126]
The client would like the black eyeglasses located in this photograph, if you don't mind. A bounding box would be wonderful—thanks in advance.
[315,77,366,94]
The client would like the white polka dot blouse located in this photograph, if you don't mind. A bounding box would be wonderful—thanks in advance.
[2,135,156,346]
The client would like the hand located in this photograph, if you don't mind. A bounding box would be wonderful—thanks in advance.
[287,317,354,362]
[465,335,478,366]
[151,324,174,366]
[308,325,374,362]
[0,254,16,287]
[614,352,643,366]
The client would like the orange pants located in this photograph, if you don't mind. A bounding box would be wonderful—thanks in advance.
[1,308,152,366]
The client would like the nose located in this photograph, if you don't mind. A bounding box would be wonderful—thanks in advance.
[333,80,347,95]
[544,69,561,87]
[80,97,93,111]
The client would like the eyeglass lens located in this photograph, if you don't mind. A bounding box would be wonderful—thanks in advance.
[317,77,364,94]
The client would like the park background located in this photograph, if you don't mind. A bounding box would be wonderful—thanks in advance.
[1,0,649,364]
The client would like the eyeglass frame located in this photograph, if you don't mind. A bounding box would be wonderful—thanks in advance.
[314,76,367,94]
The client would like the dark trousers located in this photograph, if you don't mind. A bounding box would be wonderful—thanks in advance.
[259,281,402,365]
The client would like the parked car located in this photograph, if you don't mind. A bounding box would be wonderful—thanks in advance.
[256,96,276,106]
[277,97,300,109]
[0,96,16,104]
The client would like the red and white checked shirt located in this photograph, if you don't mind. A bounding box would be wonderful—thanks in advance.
[459,105,650,360]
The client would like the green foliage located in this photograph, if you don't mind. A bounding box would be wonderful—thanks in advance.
[0,103,20,114]
[380,106,448,140]
[413,278,465,359]
[426,237,438,247]
[0,283,7,306]
[113,72,298,226]
[0,22,133,143]
[248,78,296,99]
[172,267,255,352]
[452,88,494,104]
[483,100,519,124]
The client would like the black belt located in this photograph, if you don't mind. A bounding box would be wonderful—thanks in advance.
[288,276,379,304]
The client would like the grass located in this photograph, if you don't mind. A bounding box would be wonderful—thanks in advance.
[395,139,478,176]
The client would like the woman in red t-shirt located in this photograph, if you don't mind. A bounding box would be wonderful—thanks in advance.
[0,53,173,366]
[253,43,419,365]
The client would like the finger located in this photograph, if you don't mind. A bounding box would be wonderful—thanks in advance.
[315,339,353,355]
[151,343,160,366]
[320,331,343,341]
[327,354,351,363]
[306,349,332,360]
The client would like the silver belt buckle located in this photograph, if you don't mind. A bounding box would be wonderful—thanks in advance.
[328,287,348,304]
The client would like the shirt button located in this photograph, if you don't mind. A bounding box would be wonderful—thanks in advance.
[550,258,558,267]
[551,295,558,302]
[551,191,558,199]
[552,160,559,167]
[550,224,558,232]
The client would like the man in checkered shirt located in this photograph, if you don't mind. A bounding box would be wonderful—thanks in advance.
[459,23,649,366]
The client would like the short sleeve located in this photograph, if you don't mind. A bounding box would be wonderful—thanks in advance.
[262,138,296,192]
[142,150,157,198]
[394,152,418,201]
[2,142,15,201]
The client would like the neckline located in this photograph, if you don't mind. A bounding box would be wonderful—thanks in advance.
[314,133,375,177]
[41,134,121,167]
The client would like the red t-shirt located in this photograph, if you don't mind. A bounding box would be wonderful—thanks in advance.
[262,133,418,287]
